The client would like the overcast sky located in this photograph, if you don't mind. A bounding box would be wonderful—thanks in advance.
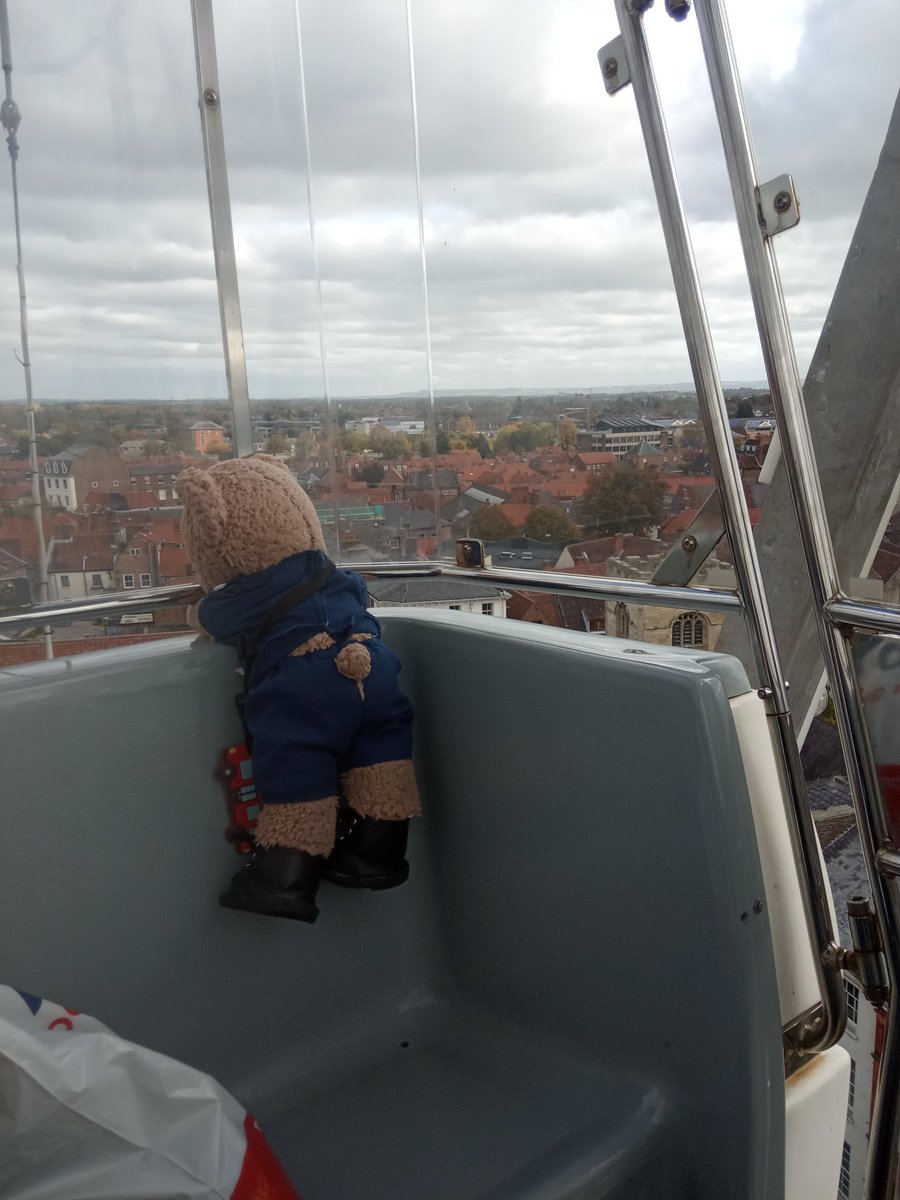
[0,0,896,401]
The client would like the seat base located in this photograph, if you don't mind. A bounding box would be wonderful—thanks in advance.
[257,1000,677,1200]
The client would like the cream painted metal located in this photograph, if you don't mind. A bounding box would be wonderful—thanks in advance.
[730,692,822,1026]
[785,1046,852,1200]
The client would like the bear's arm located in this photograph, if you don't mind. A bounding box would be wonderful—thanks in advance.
[187,600,212,638]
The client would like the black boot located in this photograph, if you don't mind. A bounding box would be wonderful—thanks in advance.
[219,844,321,922]
[321,812,410,890]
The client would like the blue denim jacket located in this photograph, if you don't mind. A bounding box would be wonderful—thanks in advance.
[199,551,414,805]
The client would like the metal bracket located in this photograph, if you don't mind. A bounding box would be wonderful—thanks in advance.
[598,37,631,95]
[651,489,726,586]
[758,174,800,238]
[783,1003,826,1069]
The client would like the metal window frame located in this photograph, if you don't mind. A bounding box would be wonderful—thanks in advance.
[683,4,900,1192]
[607,0,845,1060]
[607,2,900,1191]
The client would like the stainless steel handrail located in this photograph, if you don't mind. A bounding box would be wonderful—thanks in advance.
[826,597,900,639]
[0,584,202,634]
[609,0,845,1057]
[437,564,741,612]
[0,567,741,635]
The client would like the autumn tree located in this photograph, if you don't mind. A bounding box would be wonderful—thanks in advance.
[340,430,368,454]
[293,431,318,460]
[557,418,578,454]
[454,414,475,436]
[357,461,386,487]
[523,506,581,543]
[265,434,292,456]
[577,466,666,536]
[470,505,516,541]
[369,427,411,459]
[494,422,555,453]
[676,422,706,452]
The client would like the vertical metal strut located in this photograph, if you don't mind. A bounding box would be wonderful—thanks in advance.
[291,0,342,559]
[403,0,443,560]
[0,0,51,659]
[606,0,845,1055]
[690,2,900,1193]
[191,0,253,458]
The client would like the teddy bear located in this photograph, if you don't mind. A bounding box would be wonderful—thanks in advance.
[177,455,420,924]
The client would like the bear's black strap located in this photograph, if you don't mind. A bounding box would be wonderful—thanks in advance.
[239,557,336,667]
[235,556,337,749]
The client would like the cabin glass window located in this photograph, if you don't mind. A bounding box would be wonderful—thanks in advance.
[847,1058,856,1120]
[60,575,69,588]
[123,574,135,589]
[91,574,102,587]
[140,573,151,588]
[481,602,493,615]
[839,1142,851,1197]
[845,978,860,1030]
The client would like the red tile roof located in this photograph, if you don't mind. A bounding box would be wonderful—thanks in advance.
[575,453,617,468]
[158,547,193,581]
[124,490,163,509]
[0,515,53,558]
[539,474,591,499]
[499,503,532,528]
[663,474,716,493]
[0,631,187,667]
[661,509,699,539]
[142,519,184,544]
[0,484,30,502]
[437,451,486,471]
[506,589,606,632]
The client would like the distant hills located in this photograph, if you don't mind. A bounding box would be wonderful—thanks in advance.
[32,382,768,405]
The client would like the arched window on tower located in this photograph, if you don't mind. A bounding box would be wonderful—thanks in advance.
[614,603,629,639]
[671,611,708,649]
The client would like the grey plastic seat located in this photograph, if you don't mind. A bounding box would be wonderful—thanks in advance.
[0,609,783,1199]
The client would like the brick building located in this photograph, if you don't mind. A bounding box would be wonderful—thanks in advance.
[43,445,125,511]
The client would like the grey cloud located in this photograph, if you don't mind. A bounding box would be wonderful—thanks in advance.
[0,0,893,401]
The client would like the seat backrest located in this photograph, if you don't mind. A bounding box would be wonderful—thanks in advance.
[0,610,783,1198]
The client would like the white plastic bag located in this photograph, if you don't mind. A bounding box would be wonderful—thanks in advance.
[0,986,298,1200]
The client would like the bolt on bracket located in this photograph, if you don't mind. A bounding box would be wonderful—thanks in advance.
[651,488,726,587]
[758,174,800,238]
[598,37,631,96]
